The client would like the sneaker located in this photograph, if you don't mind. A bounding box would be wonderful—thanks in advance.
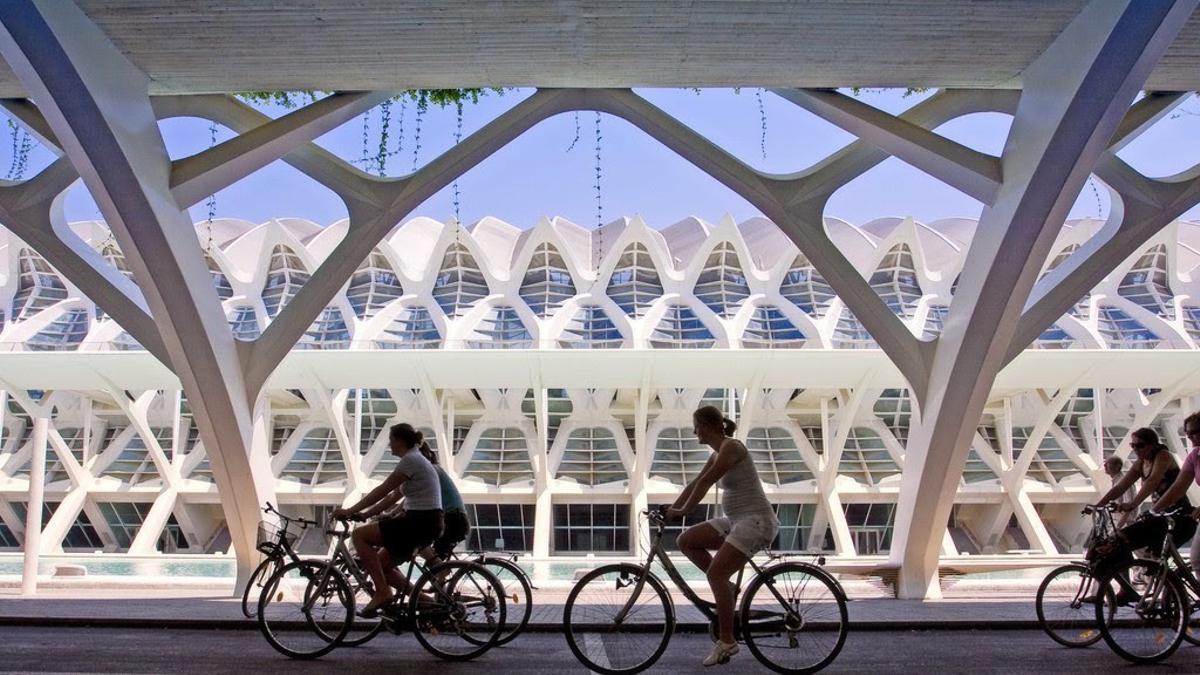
[703,640,739,666]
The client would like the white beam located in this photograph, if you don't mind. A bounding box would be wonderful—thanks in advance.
[169,90,393,208]
[20,415,47,594]
[772,88,1003,204]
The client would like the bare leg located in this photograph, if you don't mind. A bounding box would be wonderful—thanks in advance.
[379,550,409,594]
[677,523,725,573]
[707,543,750,644]
[352,524,394,609]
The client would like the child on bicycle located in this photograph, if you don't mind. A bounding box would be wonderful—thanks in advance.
[332,423,444,617]
[667,405,779,667]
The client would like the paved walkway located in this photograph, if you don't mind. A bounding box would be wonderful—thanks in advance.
[0,577,1047,630]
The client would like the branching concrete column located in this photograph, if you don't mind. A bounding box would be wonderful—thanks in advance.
[0,0,277,587]
[886,0,1195,598]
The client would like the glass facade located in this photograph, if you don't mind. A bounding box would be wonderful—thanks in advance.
[347,250,403,319]
[520,243,575,318]
[556,427,626,485]
[694,242,749,317]
[742,305,806,348]
[553,503,630,553]
[559,306,623,348]
[649,305,715,349]
[465,306,532,349]
[11,249,68,321]
[261,245,309,319]
[433,242,489,317]
[780,253,834,317]
[607,243,662,317]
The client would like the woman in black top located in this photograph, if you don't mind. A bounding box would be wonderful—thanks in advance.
[1092,427,1195,588]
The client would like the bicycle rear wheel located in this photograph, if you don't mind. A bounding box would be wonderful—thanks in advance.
[563,563,674,675]
[740,562,848,674]
[1036,563,1111,647]
[1096,559,1186,664]
[257,560,354,659]
[411,560,506,661]
[477,557,533,645]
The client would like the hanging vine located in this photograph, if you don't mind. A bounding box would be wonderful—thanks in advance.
[411,98,426,172]
[452,100,464,223]
[5,120,31,181]
[566,112,581,153]
[594,112,603,229]
[755,89,767,160]
[360,108,371,166]
[1086,176,1104,220]
[375,100,392,176]
[205,121,219,226]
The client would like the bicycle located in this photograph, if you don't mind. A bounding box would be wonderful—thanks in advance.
[562,506,848,674]
[241,502,317,619]
[444,548,534,646]
[1094,507,1200,664]
[257,516,507,661]
[1034,503,1118,647]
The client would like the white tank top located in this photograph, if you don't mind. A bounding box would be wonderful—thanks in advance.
[718,442,773,519]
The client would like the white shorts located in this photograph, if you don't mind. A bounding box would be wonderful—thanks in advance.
[704,512,779,556]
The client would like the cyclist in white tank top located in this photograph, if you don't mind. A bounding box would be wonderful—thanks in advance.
[667,405,779,667]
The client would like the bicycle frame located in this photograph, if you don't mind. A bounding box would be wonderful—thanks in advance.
[1148,515,1200,601]
[613,510,816,628]
[309,520,488,618]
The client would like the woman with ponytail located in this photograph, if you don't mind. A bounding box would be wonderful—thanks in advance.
[667,405,778,667]
[332,422,444,616]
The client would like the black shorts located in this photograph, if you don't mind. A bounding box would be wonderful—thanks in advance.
[378,509,443,561]
[433,508,471,558]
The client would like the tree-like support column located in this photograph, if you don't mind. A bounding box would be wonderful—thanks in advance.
[0,0,582,591]
[886,0,1196,598]
[0,0,282,588]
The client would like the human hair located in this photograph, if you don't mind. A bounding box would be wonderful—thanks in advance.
[1130,427,1164,455]
[389,422,424,449]
[1184,411,1200,433]
[418,441,438,465]
[694,405,736,436]
[1104,455,1123,472]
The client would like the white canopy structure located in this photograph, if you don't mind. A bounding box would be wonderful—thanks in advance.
[0,0,1196,599]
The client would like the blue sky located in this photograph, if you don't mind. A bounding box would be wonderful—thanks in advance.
[8,88,1199,228]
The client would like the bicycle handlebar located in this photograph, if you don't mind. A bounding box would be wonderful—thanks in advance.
[1146,506,1188,519]
[261,501,319,528]
[1081,503,1119,515]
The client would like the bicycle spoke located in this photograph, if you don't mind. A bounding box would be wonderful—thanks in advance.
[257,561,353,659]
[565,566,672,674]
[1037,564,1106,647]
[742,564,847,673]
[1099,560,1186,663]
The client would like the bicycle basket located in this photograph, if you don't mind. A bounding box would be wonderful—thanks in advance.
[256,520,297,554]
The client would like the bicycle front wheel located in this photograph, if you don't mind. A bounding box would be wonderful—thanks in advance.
[241,556,278,619]
[563,563,674,675]
[303,558,385,647]
[411,560,507,661]
[477,557,533,645]
[1096,559,1187,664]
[1036,563,1110,647]
[1185,599,1200,645]
[257,560,354,659]
[740,562,848,674]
